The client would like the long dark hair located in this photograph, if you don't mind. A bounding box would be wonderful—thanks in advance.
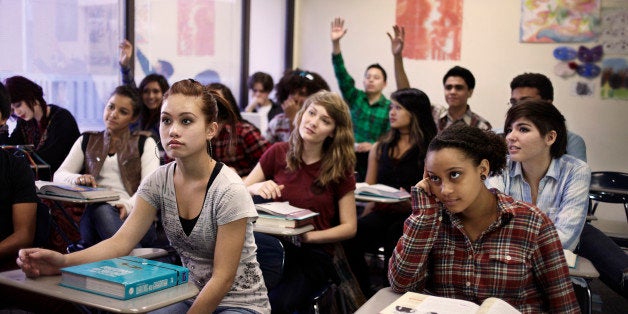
[378,88,437,164]
[138,74,169,129]
[4,76,48,127]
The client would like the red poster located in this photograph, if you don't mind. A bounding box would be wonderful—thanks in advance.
[178,0,215,56]
[396,0,463,61]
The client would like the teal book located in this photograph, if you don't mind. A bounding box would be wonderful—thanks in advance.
[60,256,189,300]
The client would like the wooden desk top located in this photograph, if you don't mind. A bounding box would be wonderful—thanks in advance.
[253,224,314,236]
[355,194,409,203]
[355,287,400,314]
[37,193,119,204]
[0,269,198,313]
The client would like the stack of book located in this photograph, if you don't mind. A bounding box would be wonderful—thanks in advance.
[60,256,189,300]
[35,180,119,201]
[254,201,318,231]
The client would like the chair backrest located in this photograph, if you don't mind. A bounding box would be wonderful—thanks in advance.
[254,232,284,291]
[589,171,628,203]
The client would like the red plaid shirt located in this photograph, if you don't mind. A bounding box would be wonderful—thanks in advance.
[389,187,579,314]
[212,121,270,177]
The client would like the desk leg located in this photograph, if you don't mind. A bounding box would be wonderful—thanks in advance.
[50,200,80,232]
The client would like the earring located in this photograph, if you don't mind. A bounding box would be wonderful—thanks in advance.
[207,140,213,157]
[155,141,161,159]
[480,174,487,181]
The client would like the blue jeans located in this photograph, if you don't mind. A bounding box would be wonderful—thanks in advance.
[576,223,628,299]
[79,202,156,248]
[149,299,260,314]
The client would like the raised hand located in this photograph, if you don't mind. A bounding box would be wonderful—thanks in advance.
[387,25,405,56]
[330,17,347,42]
[119,39,133,67]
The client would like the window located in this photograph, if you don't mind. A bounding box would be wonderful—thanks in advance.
[0,0,124,131]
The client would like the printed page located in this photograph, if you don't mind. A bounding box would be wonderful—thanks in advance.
[476,297,521,314]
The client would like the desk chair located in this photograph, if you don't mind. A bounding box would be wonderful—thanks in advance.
[588,171,628,220]
[588,171,628,246]
[570,256,600,314]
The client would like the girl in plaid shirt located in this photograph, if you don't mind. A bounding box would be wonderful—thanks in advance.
[389,124,579,313]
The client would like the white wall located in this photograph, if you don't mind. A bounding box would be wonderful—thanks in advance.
[290,0,628,221]
[249,0,286,93]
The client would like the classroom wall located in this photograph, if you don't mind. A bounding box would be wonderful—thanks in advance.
[249,0,286,94]
[291,0,628,220]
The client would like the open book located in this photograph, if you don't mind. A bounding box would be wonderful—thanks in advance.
[380,291,521,314]
[355,183,410,200]
[35,180,119,201]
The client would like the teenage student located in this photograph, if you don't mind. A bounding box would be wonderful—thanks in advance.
[0,76,80,175]
[389,123,579,313]
[208,83,270,177]
[53,85,160,249]
[245,91,357,313]
[119,39,170,161]
[388,25,492,133]
[506,73,587,161]
[17,79,271,313]
[266,68,330,143]
[0,82,39,271]
[331,17,390,179]
[343,88,437,297]
[245,71,282,122]
[487,99,628,299]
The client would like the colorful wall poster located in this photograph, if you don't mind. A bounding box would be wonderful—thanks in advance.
[520,0,600,43]
[601,58,628,100]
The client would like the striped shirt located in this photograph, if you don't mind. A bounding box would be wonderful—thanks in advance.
[432,104,492,133]
[486,155,591,251]
[389,187,579,314]
[332,53,390,143]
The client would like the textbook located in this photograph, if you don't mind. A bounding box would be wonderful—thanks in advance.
[380,291,521,314]
[255,202,319,220]
[255,213,316,228]
[60,256,189,300]
[355,182,411,200]
[35,180,119,201]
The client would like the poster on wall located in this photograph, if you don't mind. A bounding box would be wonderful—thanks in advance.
[601,58,628,100]
[599,9,628,55]
[134,0,241,92]
[178,0,215,56]
[396,0,463,61]
[520,0,601,43]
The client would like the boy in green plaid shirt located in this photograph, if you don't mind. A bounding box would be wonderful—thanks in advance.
[331,17,390,179]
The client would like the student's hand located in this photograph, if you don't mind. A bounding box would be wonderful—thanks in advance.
[355,142,373,153]
[75,174,97,187]
[119,39,133,67]
[16,248,65,278]
[245,95,263,112]
[115,204,129,220]
[415,169,433,196]
[330,17,347,43]
[387,25,405,56]
[252,180,285,200]
[282,97,300,122]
